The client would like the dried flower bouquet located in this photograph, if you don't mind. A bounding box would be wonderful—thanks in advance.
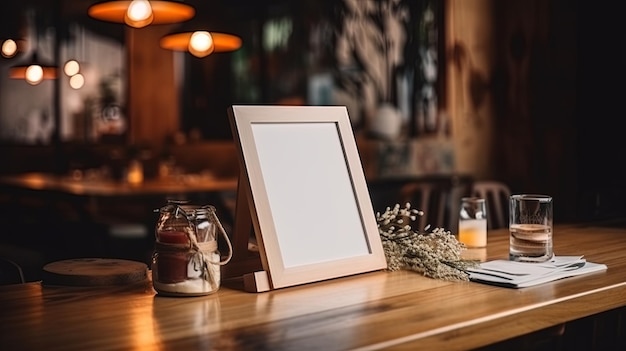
[377,203,478,281]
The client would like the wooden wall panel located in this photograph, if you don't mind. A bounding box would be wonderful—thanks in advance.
[445,0,496,180]
[445,0,579,221]
[125,25,180,145]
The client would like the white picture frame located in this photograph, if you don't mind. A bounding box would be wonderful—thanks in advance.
[228,105,387,292]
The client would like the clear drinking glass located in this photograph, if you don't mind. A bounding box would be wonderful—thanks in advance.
[509,194,553,262]
[458,197,487,248]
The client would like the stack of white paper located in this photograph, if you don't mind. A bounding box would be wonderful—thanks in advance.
[467,256,607,288]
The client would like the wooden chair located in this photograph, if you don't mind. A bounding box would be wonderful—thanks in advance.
[472,180,512,229]
[0,257,25,285]
[399,175,473,233]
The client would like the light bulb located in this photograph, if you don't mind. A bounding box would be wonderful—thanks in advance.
[25,64,44,85]
[125,0,154,28]
[1,39,17,58]
[64,59,80,76]
[188,31,214,58]
[69,73,85,89]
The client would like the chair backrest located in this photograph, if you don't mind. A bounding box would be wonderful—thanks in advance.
[400,175,473,233]
[472,180,512,229]
[0,257,25,285]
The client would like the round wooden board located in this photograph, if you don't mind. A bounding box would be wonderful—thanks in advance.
[42,258,148,286]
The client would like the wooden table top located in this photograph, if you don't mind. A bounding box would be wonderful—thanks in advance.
[1,224,625,350]
[0,172,238,197]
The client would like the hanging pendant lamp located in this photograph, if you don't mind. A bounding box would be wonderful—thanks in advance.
[9,50,57,85]
[0,15,28,58]
[160,31,242,57]
[1,37,26,58]
[1,10,27,58]
[160,19,242,58]
[8,9,56,86]
[88,0,195,29]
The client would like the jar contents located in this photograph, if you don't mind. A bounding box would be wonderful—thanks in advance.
[152,201,232,296]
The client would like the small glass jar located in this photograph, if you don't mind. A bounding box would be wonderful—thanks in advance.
[152,200,232,296]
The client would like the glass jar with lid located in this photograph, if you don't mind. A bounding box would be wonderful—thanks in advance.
[152,200,232,296]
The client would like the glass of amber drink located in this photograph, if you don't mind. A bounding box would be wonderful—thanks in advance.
[458,197,487,248]
[509,194,553,262]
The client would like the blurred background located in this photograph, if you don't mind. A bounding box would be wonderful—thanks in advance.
[0,0,624,278]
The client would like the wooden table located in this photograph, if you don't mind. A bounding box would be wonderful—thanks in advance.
[1,224,625,350]
[0,172,239,264]
[0,171,238,226]
[0,172,238,197]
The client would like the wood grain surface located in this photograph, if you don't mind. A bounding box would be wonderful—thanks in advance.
[1,224,625,351]
[42,258,148,286]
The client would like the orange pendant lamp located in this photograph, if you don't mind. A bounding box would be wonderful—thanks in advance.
[9,50,57,85]
[88,0,195,28]
[160,30,242,57]
[8,11,57,86]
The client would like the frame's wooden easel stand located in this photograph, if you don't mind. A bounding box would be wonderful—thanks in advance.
[220,175,270,292]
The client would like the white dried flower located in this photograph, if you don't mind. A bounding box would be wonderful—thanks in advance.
[377,202,478,281]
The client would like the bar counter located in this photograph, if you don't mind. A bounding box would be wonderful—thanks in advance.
[1,224,625,350]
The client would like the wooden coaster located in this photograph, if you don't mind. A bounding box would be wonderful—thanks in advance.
[42,258,148,286]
